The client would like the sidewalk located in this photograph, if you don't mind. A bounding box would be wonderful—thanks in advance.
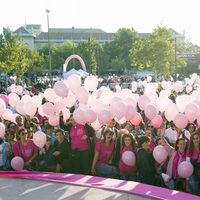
[0,178,148,200]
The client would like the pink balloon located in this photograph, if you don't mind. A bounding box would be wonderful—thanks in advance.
[8,92,20,107]
[85,109,97,124]
[21,94,32,103]
[73,108,86,125]
[153,145,168,164]
[53,81,69,97]
[0,99,6,117]
[75,86,89,104]
[130,112,142,126]
[144,103,158,120]
[184,103,199,122]
[11,156,24,171]
[173,113,188,130]
[64,92,76,108]
[98,109,112,124]
[156,96,171,113]
[0,122,5,138]
[61,108,71,122]
[91,119,101,131]
[44,88,58,103]
[31,95,42,107]
[0,94,9,106]
[54,101,65,115]
[38,105,45,117]
[42,102,55,116]
[138,95,150,111]
[151,115,163,129]
[2,108,13,121]
[122,151,136,166]
[110,101,127,120]
[125,105,137,121]
[16,101,26,116]
[66,74,81,94]
[90,99,104,114]
[23,102,37,116]
[33,131,47,148]
[48,114,59,127]
[84,76,99,92]
[178,161,194,178]
[164,102,179,121]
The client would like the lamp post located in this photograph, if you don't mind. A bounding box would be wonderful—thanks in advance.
[46,9,52,85]
[174,37,177,73]
[72,27,75,68]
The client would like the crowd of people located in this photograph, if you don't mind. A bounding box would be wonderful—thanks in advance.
[0,73,199,197]
[0,109,199,196]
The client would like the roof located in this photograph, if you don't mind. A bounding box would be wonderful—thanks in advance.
[24,24,41,30]
[49,28,106,34]
[14,26,31,35]
[35,31,114,42]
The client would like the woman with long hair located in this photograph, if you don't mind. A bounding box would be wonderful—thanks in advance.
[13,128,38,170]
[91,128,117,178]
[118,133,137,180]
[166,138,188,191]
[53,129,71,173]
[186,131,200,195]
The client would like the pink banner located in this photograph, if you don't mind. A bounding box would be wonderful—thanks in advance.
[0,171,198,200]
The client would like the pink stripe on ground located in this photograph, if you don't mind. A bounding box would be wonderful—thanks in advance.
[0,171,198,200]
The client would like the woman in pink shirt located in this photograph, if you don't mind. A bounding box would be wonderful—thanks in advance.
[118,133,137,180]
[166,138,187,191]
[186,131,200,195]
[91,128,117,178]
[13,128,38,170]
[69,117,95,174]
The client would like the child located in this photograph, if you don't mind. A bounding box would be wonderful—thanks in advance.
[118,133,137,180]
[38,135,57,172]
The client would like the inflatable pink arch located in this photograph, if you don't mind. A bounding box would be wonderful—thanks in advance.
[63,54,87,72]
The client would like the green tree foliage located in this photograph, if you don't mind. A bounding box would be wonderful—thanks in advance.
[0,28,43,77]
[103,28,140,72]
[76,38,99,74]
[130,26,187,76]
[52,41,75,72]
[180,40,200,75]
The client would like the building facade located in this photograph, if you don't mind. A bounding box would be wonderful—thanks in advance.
[14,24,115,49]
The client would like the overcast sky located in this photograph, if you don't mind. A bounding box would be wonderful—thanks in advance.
[1,0,200,45]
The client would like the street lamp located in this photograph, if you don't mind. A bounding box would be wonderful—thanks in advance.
[72,27,75,68]
[174,37,177,73]
[46,9,52,84]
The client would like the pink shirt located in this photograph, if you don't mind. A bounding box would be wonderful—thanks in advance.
[186,148,199,162]
[149,138,155,152]
[13,140,38,162]
[95,140,115,164]
[70,124,88,151]
[119,146,136,175]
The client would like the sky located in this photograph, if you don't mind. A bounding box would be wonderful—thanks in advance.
[1,0,200,45]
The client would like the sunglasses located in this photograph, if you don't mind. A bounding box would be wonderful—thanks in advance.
[106,133,113,136]
[21,132,28,136]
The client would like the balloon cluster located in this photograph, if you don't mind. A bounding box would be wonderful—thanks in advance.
[1,73,200,136]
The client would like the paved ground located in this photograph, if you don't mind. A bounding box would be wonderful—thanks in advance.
[0,178,149,200]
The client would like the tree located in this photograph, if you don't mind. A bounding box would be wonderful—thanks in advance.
[104,28,140,72]
[76,38,99,74]
[0,28,43,78]
[130,26,187,77]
